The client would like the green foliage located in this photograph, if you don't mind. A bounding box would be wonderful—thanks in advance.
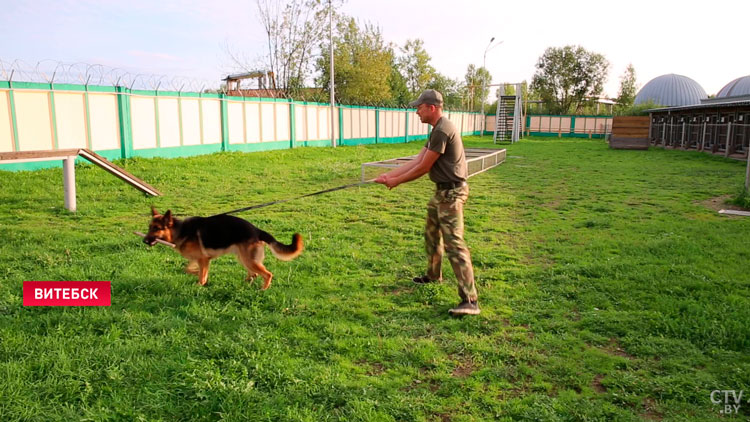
[398,39,435,96]
[464,64,492,112]
[386,64,410,107]
[316,17,393,105]
[615,64,638,110]
[426,72,463,109]
[530,45,610,115]
[730,186,750,209]
[615,100,662,116]
[1,139,749,420]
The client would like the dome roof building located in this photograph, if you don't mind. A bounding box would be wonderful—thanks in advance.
[634,74,707,107]
[717,75,750,98]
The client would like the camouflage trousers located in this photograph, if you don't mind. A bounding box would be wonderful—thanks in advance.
[425,184,478,302]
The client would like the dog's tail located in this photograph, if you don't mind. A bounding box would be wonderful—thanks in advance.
[259,230,304,261]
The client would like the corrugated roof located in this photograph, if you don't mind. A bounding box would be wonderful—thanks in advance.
[645,99,750,113]
[634,74,707,107]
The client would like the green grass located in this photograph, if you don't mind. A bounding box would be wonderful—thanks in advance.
[1,137,749,421]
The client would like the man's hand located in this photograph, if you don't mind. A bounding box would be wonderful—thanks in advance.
[375,173,399,189]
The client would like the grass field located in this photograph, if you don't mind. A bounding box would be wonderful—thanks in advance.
[1,137,749,421]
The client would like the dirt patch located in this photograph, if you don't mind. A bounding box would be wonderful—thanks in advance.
[433,413,452,422]
[451,356,476,378]
[641,398,663,421]
[606,337,635,360]
[543,199,562,209]
[357,360,385,376]
[697,195,748,213]
[592,374,607,393]
[388,287,412,296]
[520,324,536,339]
[569,308,581,321]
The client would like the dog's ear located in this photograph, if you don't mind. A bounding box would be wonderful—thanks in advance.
[164,210,173,227]
[151,206,160,217]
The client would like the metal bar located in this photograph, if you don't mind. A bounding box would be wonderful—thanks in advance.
[725,122,732,158]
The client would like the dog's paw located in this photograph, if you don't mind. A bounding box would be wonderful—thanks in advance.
[185,261,200,275]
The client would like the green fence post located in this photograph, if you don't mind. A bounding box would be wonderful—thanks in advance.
[116,86,134,159]
[570,116,576,136]
[405,111,409,142]
[84,85,93,149]
[338,107,344,147]
[49,84,59,150]
[289,101,296,148]
[153,91,161,148]
[375,108,379,144]
[7,82,20,152]
[177,91,184,146]
[220,93,229,152]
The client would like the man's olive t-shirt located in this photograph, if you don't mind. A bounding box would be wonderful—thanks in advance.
[424,116,468,184]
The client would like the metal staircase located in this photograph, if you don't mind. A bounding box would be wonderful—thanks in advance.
[493,83,523,144]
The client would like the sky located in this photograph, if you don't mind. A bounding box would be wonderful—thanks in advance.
[2,0,749,100]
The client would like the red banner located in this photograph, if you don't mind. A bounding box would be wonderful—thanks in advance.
[23,281,111,306]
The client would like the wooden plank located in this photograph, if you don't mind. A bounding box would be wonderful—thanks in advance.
[78,149,162,196]
[0,147,161,197]
[0,148,81,161]
[612,129,650,137]
[609,137,649,150]
[718,209,750,217]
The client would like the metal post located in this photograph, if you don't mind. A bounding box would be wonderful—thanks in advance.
[701,121,707,151]
[745,147,750,191]
[480,39,491,138]
[725,122,732,158]
[329,0,336,148]
[681,122,686,148]
[480,37,501,138]
[63,156,76,212]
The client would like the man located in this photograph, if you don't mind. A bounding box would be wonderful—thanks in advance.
[374,89,479,316]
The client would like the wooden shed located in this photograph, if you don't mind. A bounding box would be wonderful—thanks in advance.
[609,116,650,150]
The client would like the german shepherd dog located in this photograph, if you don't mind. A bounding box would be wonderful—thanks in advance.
[143,208,303,289]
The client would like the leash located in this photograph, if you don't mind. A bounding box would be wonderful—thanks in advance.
[211,179,375,217]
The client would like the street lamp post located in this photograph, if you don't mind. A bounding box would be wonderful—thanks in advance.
[480,37,502,138]
[329,0,336,148]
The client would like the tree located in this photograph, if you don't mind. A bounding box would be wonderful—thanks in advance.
[398,39,435,95]
[427,73,463,109]
[530,45,610,115]
[234,0,334,95]
[387,64,410,107]
[615,64,638,112]
[464,65,492,112]
[316,17,394,105]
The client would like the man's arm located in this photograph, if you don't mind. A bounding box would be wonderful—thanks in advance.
[375,147,440,189]
[379,148,426,179]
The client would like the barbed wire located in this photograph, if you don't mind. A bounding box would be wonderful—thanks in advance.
[0,59,217,93]
[0,59,485,112]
